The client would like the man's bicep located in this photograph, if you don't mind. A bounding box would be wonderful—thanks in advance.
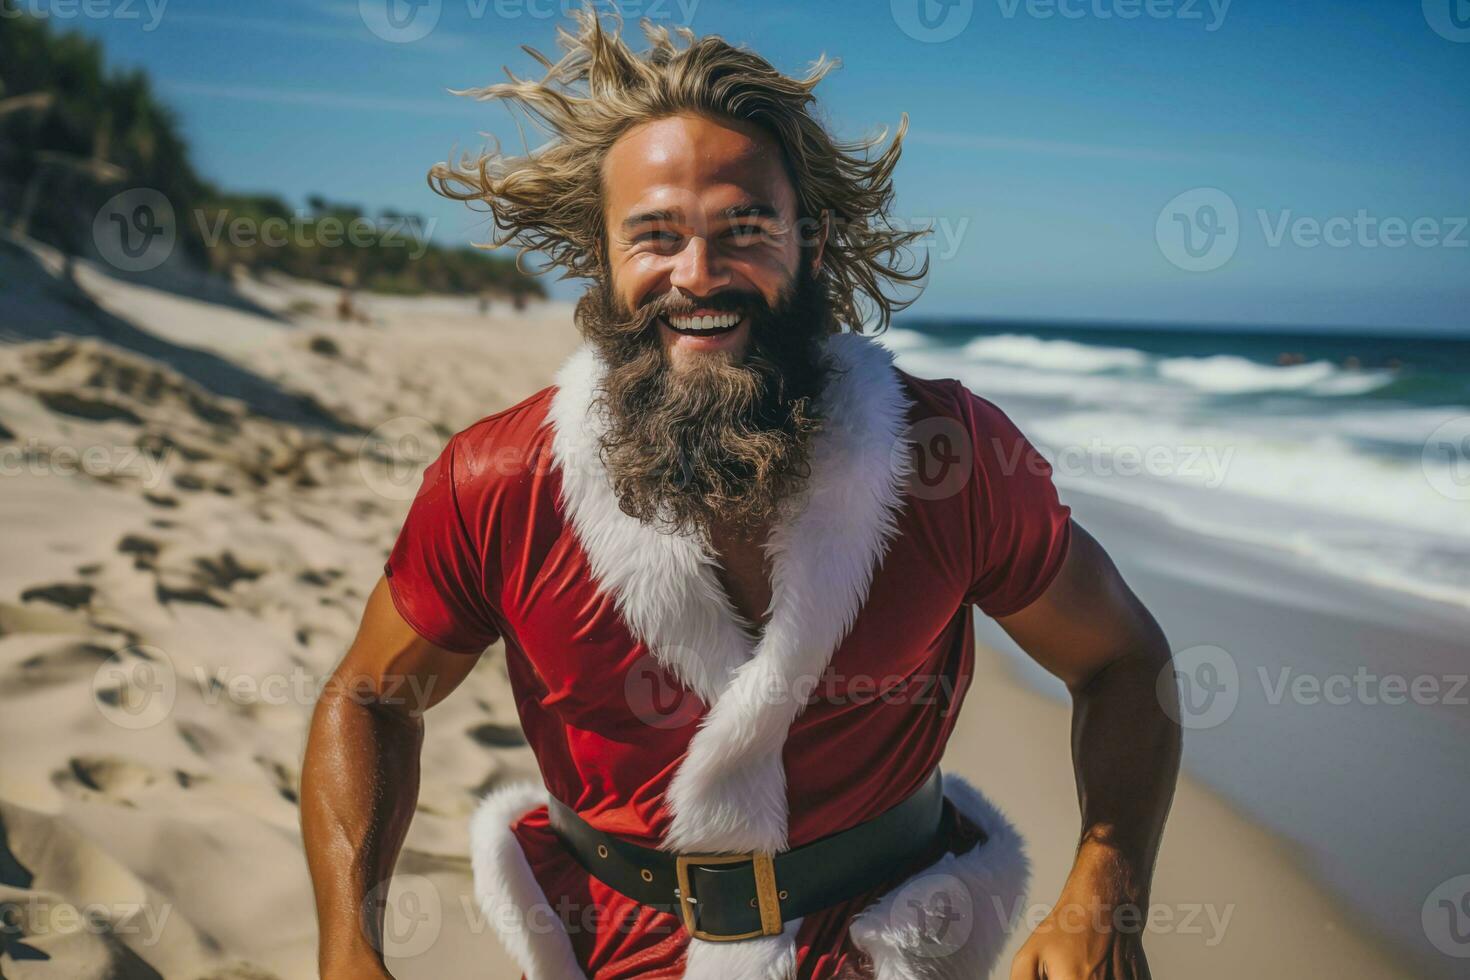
[331,575,479,716]
[992,520,1166,692]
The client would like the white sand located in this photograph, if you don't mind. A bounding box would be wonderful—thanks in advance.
[0,237,1417,978]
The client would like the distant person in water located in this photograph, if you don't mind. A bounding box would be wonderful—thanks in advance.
[301,8,1180,978]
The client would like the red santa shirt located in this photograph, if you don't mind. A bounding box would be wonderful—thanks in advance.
[385,332,1072,979]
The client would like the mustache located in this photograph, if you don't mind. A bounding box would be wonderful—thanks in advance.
[630,287,769,329]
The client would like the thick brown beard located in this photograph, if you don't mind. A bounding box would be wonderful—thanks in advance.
[573,262,835,540]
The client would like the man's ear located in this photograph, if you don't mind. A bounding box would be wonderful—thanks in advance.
[808,210,830,274]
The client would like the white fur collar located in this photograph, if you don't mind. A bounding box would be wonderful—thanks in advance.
[544,331,916,976]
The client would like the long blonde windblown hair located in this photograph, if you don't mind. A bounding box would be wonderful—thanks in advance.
[427,5,928,332]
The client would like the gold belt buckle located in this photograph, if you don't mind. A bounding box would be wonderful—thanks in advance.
[674,852,783,942]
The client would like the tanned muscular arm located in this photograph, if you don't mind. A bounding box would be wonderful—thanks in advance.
[996,521,1183,980]
[301,575,480,979]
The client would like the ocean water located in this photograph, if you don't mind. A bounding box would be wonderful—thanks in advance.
[883,320,1470,611]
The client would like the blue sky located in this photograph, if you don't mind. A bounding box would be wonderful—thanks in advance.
[45,0,1470,332]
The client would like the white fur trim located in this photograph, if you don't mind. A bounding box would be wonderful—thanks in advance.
[535,333,917,977]
[849,774,1030,979]
[469,782,588,980]
[547,345,754,705]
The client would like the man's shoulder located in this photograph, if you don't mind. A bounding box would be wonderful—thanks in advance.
[894,367,984,424]
[893,367,1044,480]
[443,384,558,493]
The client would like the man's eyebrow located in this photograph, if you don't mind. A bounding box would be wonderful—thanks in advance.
[620,208,677,232]
[723,203,780,221]
[619,202,781,233]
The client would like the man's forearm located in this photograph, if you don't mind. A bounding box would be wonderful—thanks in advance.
[302,688,425,976]
[1065,640,1182,911]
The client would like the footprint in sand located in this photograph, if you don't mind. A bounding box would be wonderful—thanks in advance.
[3,641,114,692]
[466,722,526,748]
[19,582,95,611]
[253,755,300,806]
[52,755,161,804]
[174,719,226,759]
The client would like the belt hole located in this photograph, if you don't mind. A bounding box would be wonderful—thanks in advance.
[640,868,654,883]
[596,844,609,859]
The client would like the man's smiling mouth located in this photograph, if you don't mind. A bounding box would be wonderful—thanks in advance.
[660,313,744,336]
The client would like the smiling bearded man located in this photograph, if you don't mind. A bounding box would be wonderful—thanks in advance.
[301,8,1182,980]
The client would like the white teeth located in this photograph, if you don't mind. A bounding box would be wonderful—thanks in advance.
[666,313,741,332]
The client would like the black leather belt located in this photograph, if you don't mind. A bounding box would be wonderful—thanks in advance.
[546,769,964,942]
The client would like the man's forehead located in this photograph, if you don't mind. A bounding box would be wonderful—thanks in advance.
[604,114,795,221]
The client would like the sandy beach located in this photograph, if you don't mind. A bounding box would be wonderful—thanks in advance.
[0,236,1426,978]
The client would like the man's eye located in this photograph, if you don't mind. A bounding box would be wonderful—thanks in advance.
[637,230,679,244]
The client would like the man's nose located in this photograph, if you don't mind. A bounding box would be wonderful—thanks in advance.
[668,237,731,297]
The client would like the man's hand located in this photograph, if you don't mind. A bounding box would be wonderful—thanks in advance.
[1008,846,1153,979]
[995,522,1181,980]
